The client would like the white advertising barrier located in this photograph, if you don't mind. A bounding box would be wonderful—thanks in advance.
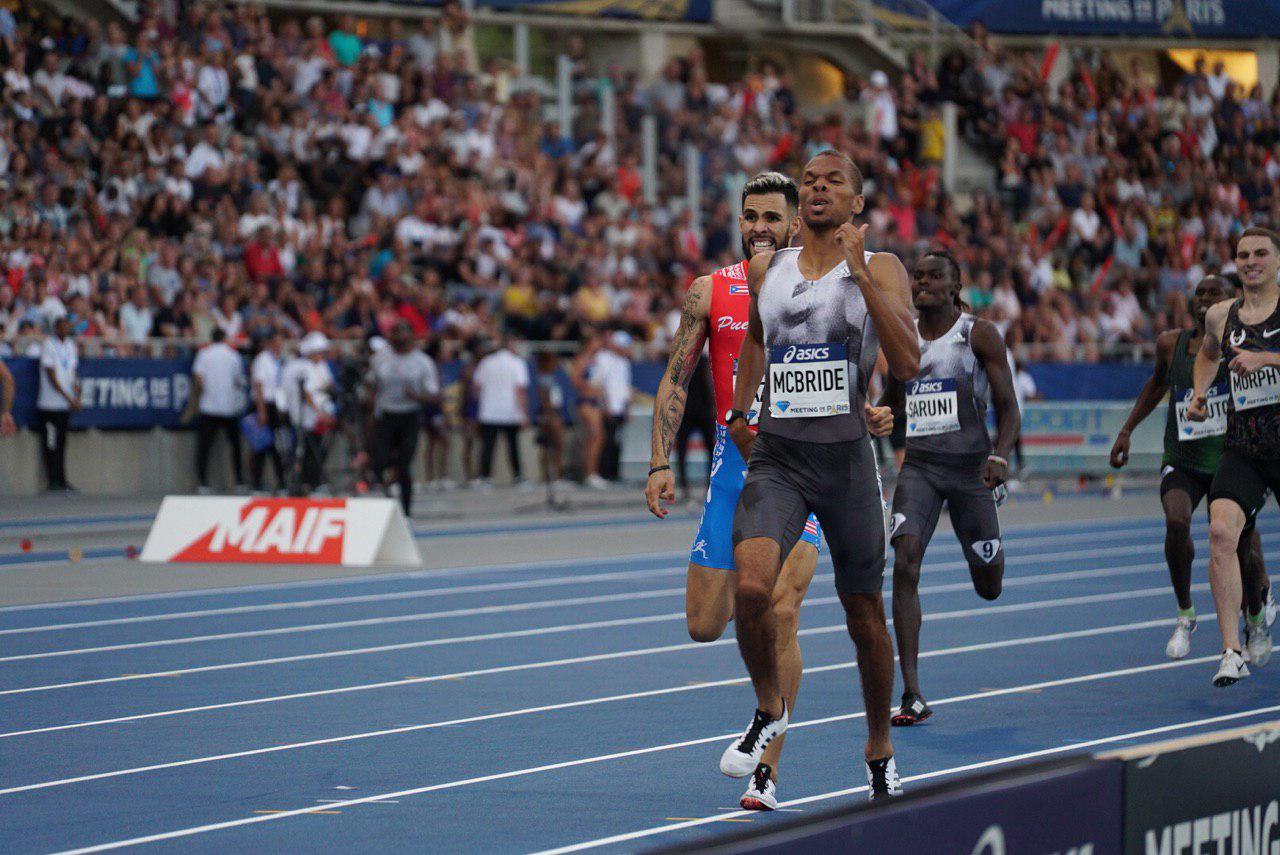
[140,496,421,566]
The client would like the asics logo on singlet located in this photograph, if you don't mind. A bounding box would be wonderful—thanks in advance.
[1231,329,1247,347]
[910,380,946,394]
[782,345,830,363]
[716,316,749,332]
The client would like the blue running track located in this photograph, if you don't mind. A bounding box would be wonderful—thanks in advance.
[1,513,1278,853]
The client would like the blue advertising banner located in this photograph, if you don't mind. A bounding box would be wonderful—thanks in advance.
[664,757,1123,854]
[925,0,1280,37]
[3,357,193,430]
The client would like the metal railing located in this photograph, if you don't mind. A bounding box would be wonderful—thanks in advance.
[781,0,971,64]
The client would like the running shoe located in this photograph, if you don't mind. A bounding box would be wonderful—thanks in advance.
[890,693,933,726]
[739,764,777,811]
[720,703,787,778]
[1165,615,1196,660]
[1245,621,1272,668]
[1212,649,1250,687]
[866,756,903,802]
[1264,587,1277,628]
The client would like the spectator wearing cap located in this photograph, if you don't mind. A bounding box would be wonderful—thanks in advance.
[186,327,247,494]
[280,331,336,494]
[472,333,530,487]
[36,316,80,492]
[594,331,634,483]
[369,321,439,514]
[249,329,286,493]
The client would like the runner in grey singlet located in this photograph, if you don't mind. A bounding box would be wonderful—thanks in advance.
[880,251,1021,726]
[733,247,890,594]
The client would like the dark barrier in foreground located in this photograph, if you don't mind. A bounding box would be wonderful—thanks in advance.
[659,756,1123,854]
[662,720,1280,855]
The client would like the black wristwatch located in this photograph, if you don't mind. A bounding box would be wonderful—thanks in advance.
[726,409,748,426]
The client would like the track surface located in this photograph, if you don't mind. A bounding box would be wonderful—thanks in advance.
[2,504,1278,853]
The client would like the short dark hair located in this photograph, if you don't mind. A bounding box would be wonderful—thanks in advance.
[741,171,799,211]
[807,150,864,195]
[211,327,226,343]
[1239,226,1280,253]
[923,250,968,311]
[1198,273,1238,292]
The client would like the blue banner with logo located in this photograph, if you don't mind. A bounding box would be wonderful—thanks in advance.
[3,357,193,430]
[925,0,1280,37]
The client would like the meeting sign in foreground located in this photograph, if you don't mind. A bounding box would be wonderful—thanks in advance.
[140,496,420,567]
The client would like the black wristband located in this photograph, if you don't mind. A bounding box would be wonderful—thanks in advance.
[726,409,748,426]
[648,464,671,477]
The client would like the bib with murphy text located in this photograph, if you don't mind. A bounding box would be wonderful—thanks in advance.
[1231,365,1280,411]
[906,377,961,437]
[1175,384,1228,440]
[767,343,849,418]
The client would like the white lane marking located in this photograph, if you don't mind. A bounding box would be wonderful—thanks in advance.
[49,672,1276,855]
[530,703,1280,855]
[0,582,1210,734]
[2,519,1234,635]
[0,512,1211,616]
[0,552,1204,662]
[0,614,1199,794]
[0,565,1197,693]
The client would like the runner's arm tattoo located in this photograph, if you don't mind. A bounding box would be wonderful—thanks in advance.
[650,279,709,467]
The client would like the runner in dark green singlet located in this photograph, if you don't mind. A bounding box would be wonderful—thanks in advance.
[1110,275,1271,660]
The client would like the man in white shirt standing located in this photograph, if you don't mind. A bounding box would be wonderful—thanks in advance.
[370,321,439,514]
[473,334,530,487]
[249,329,285,493]
[593,330,634,482]
[36,316,80,492]
[280,332,336,494]
[187,328,246,494]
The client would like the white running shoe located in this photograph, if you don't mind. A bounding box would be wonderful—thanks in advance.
[1264,587,1277,628]
[720,704,787,778]
[1245,622,1272,668]
[1165,615,1196,660]
[739,764,778,811]
[584,473,609,490]
[1213,649,1250,687]
[866,756,903,802]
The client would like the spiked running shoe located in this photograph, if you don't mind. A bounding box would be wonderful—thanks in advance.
[720,703,787,778]
[866,756,903,802]
[1213,649,1250,687]
[891,692,933,726]
[1165,615,1196,659]
[740,764,778,811]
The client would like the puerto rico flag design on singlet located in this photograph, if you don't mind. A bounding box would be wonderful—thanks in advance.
[707,261,752,427]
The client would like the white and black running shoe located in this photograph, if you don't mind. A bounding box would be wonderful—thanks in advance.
[739,764,778,811]
[891,693,933,726]
[1165,615,1196,660]
[1213,649,1250,687]
[720,703,787,778]
[866,756,903,802]
[1245,621,1272,667]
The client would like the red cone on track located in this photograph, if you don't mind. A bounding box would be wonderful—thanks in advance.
[125,545,139,559]
[20,539,32,552]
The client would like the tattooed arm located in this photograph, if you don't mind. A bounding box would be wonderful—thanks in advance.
[645,276,711,518]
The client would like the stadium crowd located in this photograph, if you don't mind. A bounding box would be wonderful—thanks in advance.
[0,0,1277,370]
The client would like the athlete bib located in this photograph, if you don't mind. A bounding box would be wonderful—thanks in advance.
[730,356,766,426]
[1231,365,1280,410]
[905,378,961,437]
[767,343,849,418]
[1175,384,1228,440]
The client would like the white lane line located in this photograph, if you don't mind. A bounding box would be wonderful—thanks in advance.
[1,519,1228,636]
[0,552,1196,662]
[0,614,1199,794]
[0,582,1209,734]
[0,565,1194,693]
[530,702,1280,855]
[48,665,1270,855]
[0,512,1210,616]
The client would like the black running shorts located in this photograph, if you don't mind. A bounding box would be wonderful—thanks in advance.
[889,455,1003,567]
[1159,464,1215,514]
[733,432,887,595]
[1209,447,1280,520]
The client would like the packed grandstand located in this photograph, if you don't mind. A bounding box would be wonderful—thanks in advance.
[1,1,1276,367]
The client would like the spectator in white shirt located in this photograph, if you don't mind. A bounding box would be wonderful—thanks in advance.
[370,321,440,513]
[187,328,246,493]
[592,330,634,482]
[472,334,530,486]
[184,123,225,179]
[36,317,80,491]
[249,330,285,492]
[118,285,154,346]
[280,331,336,493]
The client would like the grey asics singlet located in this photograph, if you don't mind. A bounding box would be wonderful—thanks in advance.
[904,313,992,460]
[757,247,879,443]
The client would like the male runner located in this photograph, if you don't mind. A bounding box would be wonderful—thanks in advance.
[721,151,919,801]
[646,171,893,810]
[880,251,1021,726]
[1189,227,1280,685]
[1111,274,1272,661]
